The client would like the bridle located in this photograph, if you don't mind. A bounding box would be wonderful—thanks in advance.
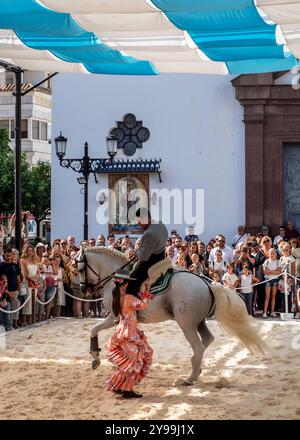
[78,251,136,292]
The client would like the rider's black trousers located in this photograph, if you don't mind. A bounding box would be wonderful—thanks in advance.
[126,250,165,297]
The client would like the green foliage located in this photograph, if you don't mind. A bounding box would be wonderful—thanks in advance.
[0,129,51,219]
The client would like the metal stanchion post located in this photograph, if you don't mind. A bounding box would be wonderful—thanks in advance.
[281,268,294,320]
[31,289,36,324]
[284,269,289,315]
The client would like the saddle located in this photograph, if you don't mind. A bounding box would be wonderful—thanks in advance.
[140,258,174,295]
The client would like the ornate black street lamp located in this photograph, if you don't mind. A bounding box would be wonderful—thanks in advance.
[55,133,118,240]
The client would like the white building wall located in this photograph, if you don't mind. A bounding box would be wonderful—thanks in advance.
[0,71,52,164]
[51,73,245,244]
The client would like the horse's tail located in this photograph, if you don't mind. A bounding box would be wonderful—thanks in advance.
[210,285,267,354]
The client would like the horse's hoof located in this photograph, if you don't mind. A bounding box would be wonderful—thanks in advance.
[174,378,193,387]
[92,359,101,370]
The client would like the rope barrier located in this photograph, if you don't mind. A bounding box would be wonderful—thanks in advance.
[0,290,32,314]
[286,273,300,282]
[1,269,299,313]
[35,289,57,306]
[63,289,103,303]
[200,272,282,290]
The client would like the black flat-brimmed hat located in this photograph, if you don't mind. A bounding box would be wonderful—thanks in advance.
[114,268,136,281]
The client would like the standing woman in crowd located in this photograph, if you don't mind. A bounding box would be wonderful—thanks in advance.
[262,247,282,318]
[66,256,84,318]
[181,243,191,267]
[236,245,255,275]
[209,249,226,279]
[205,243,213,263]
[40,253,56,320]
[290,237,300,252]
[35,243,46,263]
[52,255,66,318]
[254,235,272,311]
[189,241,199,257]
[20,245,40,325]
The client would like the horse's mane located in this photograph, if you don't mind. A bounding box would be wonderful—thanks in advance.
[84,246,128,262]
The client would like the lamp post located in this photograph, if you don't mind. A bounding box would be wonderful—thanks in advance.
[55,133,118,240]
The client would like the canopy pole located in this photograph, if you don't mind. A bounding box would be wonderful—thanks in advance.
[14,68,22,251]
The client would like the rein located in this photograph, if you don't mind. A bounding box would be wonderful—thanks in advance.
[80,253,136,292]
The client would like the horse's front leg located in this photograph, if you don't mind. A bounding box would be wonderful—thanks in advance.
[90,313,116,370]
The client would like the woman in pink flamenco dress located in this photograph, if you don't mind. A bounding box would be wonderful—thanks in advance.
[106,269,153,399]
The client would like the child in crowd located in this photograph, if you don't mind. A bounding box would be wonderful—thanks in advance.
[278,276,293,313]
[174,252,187,270]
[211,271,222,285]
[222,263,239,289]
[239,265,257,315]
[280,244,295,276]
[209,249,226,279]
[188,253,205,275]
[262,248,282,318]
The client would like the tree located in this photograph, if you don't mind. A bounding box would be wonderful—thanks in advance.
[23,160,51,221]
[0,129,16,213]
[0,129,51,222]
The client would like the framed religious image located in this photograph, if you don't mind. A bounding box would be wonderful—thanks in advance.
[108,173,149,235]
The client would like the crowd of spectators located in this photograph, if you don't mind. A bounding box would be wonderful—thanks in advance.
[1,222,300,332]
[167,223,300,318]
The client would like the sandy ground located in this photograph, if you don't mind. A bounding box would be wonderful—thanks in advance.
[0,317,300,420]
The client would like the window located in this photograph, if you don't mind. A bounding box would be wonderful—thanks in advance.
[40,121,48,141]
[10,119,28,139]
[32,120,39,140]
[32,120,48,141]
[0,120,9,131]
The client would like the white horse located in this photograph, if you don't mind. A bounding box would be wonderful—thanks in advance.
[77,246,266,386]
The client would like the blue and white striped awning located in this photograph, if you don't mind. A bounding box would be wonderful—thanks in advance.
[1,0,300,75]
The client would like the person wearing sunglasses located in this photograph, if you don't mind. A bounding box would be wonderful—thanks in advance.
[254,236,273,313]
[208,235,234,267]
[88,239,96,247]
[280,244,295,277]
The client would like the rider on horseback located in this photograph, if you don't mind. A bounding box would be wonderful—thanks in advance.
[126,208,168,297]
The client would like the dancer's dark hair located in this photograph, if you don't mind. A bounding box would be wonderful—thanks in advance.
[112,279,127,317]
